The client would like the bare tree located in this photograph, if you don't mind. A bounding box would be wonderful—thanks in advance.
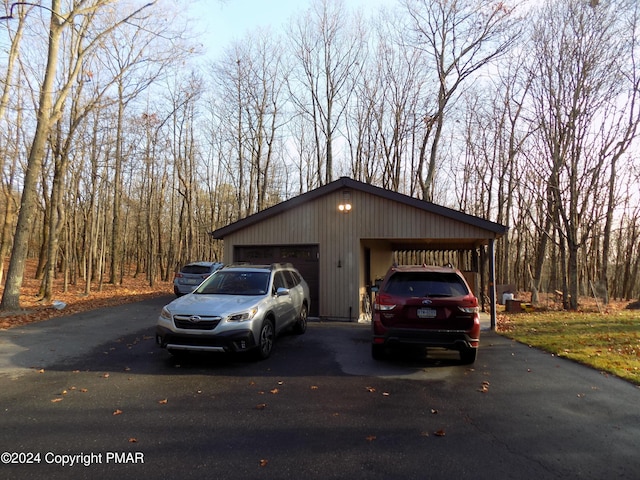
[100,3,190,285]
[211,29,287,217]
[598,2,640,303]
[0,2,28,286]
[39,7,120,301]
[1,0,76,311]
[458,50,533,292]
[527,0,638,309]
[613,184,640,300]
[347,10,424,191]
[287,0,364,186]
[401,0,521,201]
[0,1,157,312]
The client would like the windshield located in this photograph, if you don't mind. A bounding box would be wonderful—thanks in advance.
[194,271,270,295]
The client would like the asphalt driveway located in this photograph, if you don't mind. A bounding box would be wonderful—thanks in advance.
[0,296,639,479]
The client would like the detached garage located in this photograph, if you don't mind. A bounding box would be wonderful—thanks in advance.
[211,177,507,327]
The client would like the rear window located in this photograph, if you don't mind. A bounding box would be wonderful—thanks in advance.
[181,265,214,275]
[384,271,469,297]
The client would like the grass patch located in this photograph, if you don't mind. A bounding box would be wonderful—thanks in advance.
[497,308,640,385]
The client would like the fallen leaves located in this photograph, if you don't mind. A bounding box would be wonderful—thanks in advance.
[478,381,491,393]
[48,385,90,404]
[0,259,171,331]
[255,380,285,396]
[113,409,123,416]
[365,385,392,397]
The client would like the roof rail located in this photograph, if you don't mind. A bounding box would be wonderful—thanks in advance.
[270,262,294,270]
[222,262,296,270]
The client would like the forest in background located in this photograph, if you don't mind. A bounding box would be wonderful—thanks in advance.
[0,0,639,312]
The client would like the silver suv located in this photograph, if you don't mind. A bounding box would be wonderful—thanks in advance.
[156,263,310,360]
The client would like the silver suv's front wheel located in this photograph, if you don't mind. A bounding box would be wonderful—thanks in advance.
[255,319,274,359]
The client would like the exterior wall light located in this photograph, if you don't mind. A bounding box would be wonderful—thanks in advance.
[338,190,352,213]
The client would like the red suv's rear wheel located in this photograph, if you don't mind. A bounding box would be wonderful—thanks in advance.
[460,348,477,364]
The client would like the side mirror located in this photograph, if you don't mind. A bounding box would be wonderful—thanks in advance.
[276,287,290,297]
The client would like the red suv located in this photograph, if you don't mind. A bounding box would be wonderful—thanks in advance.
[371,265,480,364]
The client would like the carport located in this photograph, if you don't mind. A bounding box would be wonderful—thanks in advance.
[211,177,507,328]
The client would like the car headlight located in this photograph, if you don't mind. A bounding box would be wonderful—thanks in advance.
[160,307,172,321]
[227,308,258,322]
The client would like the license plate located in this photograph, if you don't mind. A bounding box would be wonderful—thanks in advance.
[185,279,200,285]
[417,307,436,318]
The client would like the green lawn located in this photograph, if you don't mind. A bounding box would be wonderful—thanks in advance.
[497,308,640,385]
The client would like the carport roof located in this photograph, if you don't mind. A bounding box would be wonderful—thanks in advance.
[211,177,507,248]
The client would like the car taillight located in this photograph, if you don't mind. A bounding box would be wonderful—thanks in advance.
[174,273,183,279]
[374,295,396,311]
[458,306,479,314]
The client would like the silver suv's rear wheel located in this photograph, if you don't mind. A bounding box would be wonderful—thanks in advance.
[293,304,308,334]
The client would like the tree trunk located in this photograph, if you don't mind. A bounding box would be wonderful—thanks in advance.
[567,238,580,310]
[40,145,67,302]
[0,2,62,312]
[110,90,124,285]
[600,154,617,305]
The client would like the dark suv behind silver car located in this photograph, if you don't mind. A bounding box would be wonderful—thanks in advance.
[157,263,310,360]
[173,261,224,296]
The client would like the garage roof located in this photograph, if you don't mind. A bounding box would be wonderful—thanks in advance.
[212,177,507,250]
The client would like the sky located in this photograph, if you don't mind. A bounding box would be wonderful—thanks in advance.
[187,0,395,59]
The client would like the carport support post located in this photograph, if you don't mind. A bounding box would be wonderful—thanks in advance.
[488,239,497,330]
